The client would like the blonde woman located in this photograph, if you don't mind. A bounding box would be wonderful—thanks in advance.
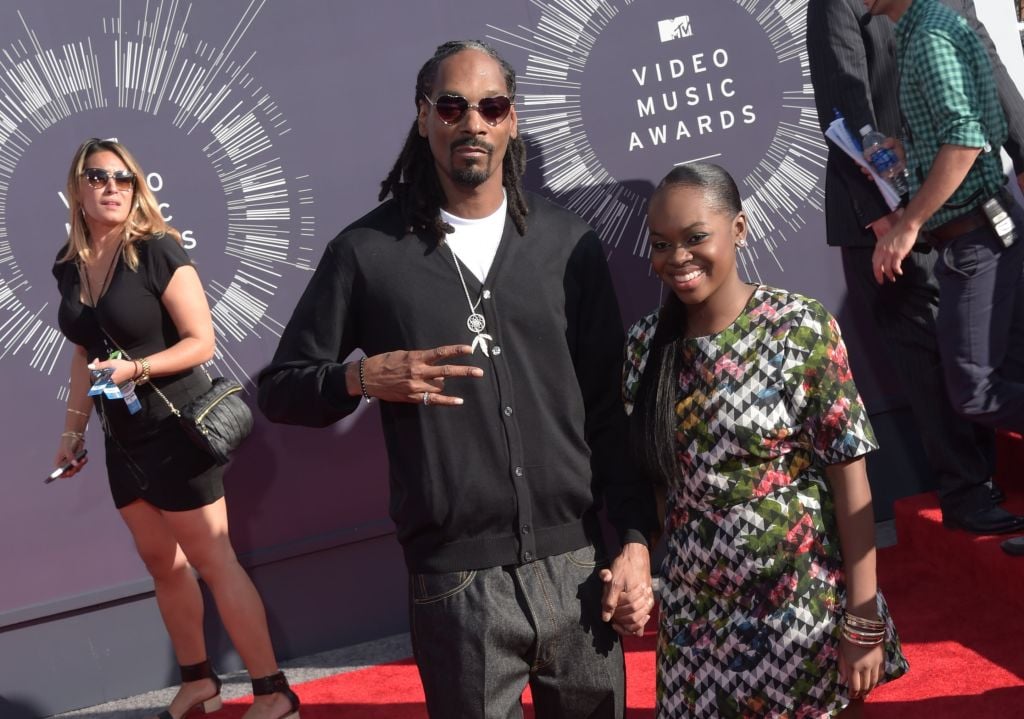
[51,138,299,719]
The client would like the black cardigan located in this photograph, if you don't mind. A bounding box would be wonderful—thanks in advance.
[258,193,656,573]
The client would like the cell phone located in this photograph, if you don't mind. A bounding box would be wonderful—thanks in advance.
[46,449,87,483]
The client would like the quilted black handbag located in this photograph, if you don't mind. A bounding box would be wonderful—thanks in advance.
[93,314,252,465]
[151,371,253,465]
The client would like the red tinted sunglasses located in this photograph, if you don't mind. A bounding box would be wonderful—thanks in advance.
[422,94,513,126]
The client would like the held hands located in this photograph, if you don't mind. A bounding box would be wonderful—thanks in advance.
[838,636,884,700]
[600,542,655,637]
[359,345,484,406]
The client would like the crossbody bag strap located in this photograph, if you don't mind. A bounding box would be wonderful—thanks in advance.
[91,309,212,419]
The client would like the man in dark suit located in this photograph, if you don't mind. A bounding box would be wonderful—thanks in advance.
[807,0,1024,534]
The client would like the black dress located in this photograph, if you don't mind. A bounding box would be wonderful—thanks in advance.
[53,234,224,511]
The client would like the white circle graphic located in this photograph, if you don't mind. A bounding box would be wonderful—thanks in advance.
[0,2,316,398]
[488,0,824,282]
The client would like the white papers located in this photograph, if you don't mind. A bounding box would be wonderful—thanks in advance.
[825,117,902,211]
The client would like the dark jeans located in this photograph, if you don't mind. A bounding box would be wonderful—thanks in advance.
[933,200,1024,434]
[409,544,624,719]
[841,245,995,515]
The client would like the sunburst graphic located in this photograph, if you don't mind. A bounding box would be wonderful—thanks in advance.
[488,0,824,283]
[0,0,315,400]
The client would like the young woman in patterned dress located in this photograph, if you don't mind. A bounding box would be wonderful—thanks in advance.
[624,163,908,718]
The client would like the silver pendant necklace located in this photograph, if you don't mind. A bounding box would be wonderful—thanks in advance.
[447,245,493,355]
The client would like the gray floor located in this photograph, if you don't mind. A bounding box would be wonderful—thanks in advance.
[51,521,897,718]
[51,634,412,718]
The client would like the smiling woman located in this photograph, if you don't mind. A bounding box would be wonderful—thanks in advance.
[624,163,909,719]
[645,170,750,338]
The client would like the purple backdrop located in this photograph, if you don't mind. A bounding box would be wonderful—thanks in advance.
[0,0,881,622]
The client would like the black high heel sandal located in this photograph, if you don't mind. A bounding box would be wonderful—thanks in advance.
[156,659,223,719]
[251,671,300,719]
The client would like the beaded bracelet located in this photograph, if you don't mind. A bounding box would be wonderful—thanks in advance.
[358,355,372,403]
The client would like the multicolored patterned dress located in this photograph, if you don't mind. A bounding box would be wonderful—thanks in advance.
[623,286,908,718]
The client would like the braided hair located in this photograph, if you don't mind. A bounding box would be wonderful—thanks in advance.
[378,40,529,242]
[629,163,744,490]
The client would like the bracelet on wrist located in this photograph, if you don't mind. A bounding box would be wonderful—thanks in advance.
[61,431,85,441]
[135,357,151,385]
[841,613,885,646]
[66,408,90,418]
[358,355,372,403]
[844,612,885,631]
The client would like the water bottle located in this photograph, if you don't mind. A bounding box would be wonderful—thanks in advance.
[860,125,909,196]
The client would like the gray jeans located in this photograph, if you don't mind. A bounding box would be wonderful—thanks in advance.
[409,544,625,719]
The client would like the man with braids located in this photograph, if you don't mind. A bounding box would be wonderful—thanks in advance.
[258,40,658,718]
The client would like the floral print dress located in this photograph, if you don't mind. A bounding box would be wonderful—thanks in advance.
[624,286,908,718]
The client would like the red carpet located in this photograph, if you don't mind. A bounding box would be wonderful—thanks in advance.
[220,433,1024,716]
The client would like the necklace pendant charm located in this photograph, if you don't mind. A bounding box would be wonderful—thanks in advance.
[471,332,493,357]
[467,313,486,334]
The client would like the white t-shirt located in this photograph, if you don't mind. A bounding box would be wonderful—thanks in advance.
[441,194,507,282]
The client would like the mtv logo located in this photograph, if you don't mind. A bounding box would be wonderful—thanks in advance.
[657,15,693,42]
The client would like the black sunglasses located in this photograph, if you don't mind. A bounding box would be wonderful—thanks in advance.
[82,167,135,191]
[422,94,513,126]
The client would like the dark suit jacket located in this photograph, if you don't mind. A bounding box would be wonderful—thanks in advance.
[807,0,1024,247]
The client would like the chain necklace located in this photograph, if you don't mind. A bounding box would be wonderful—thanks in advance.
[80,240,123,308]
[447,244,493,356]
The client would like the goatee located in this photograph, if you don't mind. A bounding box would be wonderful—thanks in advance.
[452,167,490,187]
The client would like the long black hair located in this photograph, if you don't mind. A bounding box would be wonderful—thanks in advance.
[629,162,744,491]
[378,40,529,242]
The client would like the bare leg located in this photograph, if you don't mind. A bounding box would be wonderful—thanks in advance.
[163,498,294,718]
[119,500,219,718]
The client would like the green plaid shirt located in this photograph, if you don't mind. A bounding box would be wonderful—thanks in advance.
[895,0,1007,229]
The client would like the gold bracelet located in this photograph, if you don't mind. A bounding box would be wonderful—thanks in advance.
[61,431,85,440]
[66,408,90,418]
[842,632,884,646]
[844,613,885,631]
[842,624,885,639]
[136,356,151,385]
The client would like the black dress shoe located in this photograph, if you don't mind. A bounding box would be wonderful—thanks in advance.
[989,483,1006,505]
[942,506,1024,535]
[1002,536,1024,556]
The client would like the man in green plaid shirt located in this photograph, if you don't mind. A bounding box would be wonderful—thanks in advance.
[864,0,1024,438]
